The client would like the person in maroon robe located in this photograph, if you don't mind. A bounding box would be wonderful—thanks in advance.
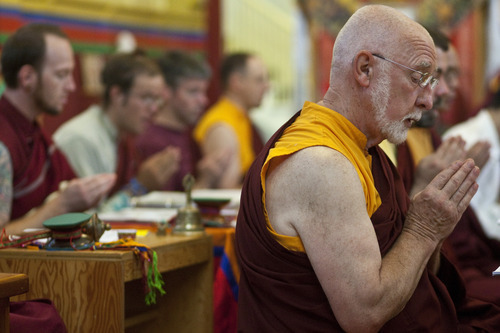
[0,23,115,235]
[398,130,500,307]
[236,5,500,331]
[395,27,500,306]
[135,50,228,190]
[0,22,118,333]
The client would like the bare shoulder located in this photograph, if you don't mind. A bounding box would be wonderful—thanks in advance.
[204,123,238,151]
[266,146,369,237]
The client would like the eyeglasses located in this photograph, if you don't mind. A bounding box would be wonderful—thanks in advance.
[129,92,164,108]
[372,53,439,90]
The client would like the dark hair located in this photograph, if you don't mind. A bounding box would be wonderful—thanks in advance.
[220,52,253,91]
[157,50,211,89]
[100,52,161,108]
[1,23,69,88]
[424,26,450,52]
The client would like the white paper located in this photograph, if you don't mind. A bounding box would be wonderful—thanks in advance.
[131,189,242,209]
[97,207,177,222]
[493,266,500,276]
[99,229,139,243]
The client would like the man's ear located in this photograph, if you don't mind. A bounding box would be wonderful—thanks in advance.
[352,51,373,88]
[18,64,38,91]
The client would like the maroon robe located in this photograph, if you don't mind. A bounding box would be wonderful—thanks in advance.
[135,124,201,191]
[0,96,76,219]
[397,127,500,306]
[236,111,500,331]
[10,299,67,333]
[111,135,138,195]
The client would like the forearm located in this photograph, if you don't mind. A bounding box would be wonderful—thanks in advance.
[379,228,437,302]
[3,195,68,235]
[339,229,438,332]
[426,242,443,274]
[218,160,243,189]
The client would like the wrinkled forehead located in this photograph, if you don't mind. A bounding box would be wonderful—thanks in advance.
[400,30,437,72]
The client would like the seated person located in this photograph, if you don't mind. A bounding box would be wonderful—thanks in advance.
[54,52,174,209]
[0,23,115,235]
[236,5,500,331]
[135,50,229,190]
[193,52,269,188]
[444,87,500,241]
[384,27,500,306]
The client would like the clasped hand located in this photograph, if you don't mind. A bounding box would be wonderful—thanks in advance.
[405,159,479,243]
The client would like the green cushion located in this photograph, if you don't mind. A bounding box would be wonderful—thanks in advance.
[43,213,92,230]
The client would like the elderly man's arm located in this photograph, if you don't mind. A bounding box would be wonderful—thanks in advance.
[266,147,478,333]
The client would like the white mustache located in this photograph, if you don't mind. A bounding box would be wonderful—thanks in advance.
[403,110,422,123]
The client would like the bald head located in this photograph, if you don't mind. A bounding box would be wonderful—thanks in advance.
[320,4,437,148]
[331,5,434,82]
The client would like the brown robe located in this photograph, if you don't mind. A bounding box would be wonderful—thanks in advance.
[397,127,500,306]
[236,112,500,332]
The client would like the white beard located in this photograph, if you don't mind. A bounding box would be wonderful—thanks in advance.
[371,74,418,145]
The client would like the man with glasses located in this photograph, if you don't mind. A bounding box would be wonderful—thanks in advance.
[381,26,500,307]
[236,5,500,332]
[135,50,230,191]
[54,52,173,209]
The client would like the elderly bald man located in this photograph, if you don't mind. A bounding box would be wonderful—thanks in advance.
[236,5,500,332]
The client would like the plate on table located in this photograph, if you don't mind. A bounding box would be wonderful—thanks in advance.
[193,197,231,209]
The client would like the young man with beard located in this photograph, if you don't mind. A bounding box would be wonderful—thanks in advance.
[236,5,500,332]
[135,50,229,190]
[0,22,116,333]
[0,23,115,235]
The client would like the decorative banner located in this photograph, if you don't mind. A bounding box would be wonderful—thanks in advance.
[0,0,208,55]
[417,0,483,31]
[298,0,357,35]
[300,0,483,37]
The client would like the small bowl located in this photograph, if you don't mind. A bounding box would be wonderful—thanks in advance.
[192,198,231,210]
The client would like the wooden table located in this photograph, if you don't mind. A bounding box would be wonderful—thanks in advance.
[0,233,213,333]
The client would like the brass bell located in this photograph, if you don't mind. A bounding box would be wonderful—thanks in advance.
[172,174,205,235]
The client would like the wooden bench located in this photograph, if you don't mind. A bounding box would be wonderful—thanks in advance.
[0,273,29,333]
